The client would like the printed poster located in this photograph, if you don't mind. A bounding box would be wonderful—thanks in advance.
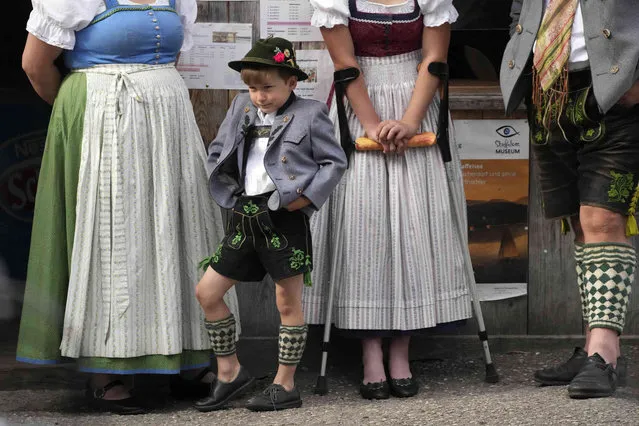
[295,50,334,103]
[455,119,529,301]
[176,23,253,90]
[260,0,323,42]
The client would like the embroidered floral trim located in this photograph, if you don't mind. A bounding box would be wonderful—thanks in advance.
[289,248,312,271]
[198,244,223,271]
[243,200,260,215]
[231,229,243,246]
[271,236,281,249]
[608,171,634,203]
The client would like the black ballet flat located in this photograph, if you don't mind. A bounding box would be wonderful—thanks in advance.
[86,380,146,415]
[359,381,390,400]
[389,377,419,398]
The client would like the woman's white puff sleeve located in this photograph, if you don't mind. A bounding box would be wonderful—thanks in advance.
[26,0,103,50]
[310,0,350,29]
[418,0,459,28]
[176,0,197,52]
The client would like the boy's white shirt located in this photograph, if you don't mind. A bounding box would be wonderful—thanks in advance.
[244,108,277,196]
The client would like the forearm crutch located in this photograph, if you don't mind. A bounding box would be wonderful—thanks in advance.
[315,67,360,395]
[427,61,499,383]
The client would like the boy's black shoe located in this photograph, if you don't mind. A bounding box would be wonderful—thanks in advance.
[534,347,587,385]
[568,353,618,399]
[245,384,302,411]
[194,366,254,412]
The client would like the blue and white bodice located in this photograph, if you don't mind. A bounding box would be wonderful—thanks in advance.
[26,0,197,69]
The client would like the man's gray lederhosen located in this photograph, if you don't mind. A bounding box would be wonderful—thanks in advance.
[501,0,639,336]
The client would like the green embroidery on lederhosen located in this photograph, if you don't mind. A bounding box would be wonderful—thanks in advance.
[228,223,246,249]
[289,248,311,270]
[271,236,281,248]
[608,171,634,203]
[243,200,260,215]
[198,244,223,271]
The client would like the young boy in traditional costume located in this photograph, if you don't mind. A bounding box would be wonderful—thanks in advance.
[193,37,347,411]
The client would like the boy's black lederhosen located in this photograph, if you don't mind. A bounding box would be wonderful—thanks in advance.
[528,69,639,220]
[205,194,313,283]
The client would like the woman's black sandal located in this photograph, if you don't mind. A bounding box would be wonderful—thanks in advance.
[86,380,146,415]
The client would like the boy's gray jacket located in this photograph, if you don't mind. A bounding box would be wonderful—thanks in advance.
[206,93,347,214]
[500,0,639,114]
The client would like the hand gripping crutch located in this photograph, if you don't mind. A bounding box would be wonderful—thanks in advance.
[315,67,360,395]
[427,62,499,383]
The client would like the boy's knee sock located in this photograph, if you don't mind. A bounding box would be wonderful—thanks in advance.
[575,243,588,322]
[583,243,635,334]
[278,324,308,365]
[204,314,237,357]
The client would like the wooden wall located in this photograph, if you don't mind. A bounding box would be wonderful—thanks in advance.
[191,1,639,338]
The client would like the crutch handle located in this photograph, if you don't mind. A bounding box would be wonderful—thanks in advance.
[354,132,436,151]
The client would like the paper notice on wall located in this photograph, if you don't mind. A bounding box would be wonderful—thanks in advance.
[455,119,530,301]
[260,0,323,42]
[176,23,252,90]
[295,50,333,103]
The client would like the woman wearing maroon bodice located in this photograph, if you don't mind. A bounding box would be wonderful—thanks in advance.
[303,0,472,399]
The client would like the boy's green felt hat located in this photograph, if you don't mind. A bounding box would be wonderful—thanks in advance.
[228,36,308,81]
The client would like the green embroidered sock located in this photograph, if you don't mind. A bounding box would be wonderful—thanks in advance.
[574,242,588,322]
[204,314,237,357]
[278,324,308,365]
[583,243,635,334]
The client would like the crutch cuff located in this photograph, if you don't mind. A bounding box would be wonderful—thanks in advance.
[334,67,360,85]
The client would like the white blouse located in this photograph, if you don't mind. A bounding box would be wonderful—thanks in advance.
[26,0,197,51]
[310,0,458,29]
[244,110,277,196]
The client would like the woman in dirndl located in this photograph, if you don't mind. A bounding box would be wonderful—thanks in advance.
[18,0,240,414]
[303,0,472,399]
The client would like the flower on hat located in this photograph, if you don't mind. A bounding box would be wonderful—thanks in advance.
[273,47,286,63]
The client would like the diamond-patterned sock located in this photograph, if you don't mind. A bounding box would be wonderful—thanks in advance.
[204,314,237,357]
[583,243,635,334]
[278,324,308,365]
[575,242,588,321]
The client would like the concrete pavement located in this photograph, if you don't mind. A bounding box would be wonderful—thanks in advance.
[1,336,637,425]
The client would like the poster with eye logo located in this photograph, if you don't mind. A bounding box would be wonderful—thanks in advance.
[454,119,529,301]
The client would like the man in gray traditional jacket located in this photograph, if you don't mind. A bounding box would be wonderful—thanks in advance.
[501,0,639,399]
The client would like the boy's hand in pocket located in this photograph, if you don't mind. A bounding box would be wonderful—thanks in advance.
[286,196,311,212]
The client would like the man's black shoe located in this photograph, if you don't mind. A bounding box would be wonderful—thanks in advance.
[246,384,302,411]
[194,366,254,412]
[534,347,587,385]
[568,353,618,399]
